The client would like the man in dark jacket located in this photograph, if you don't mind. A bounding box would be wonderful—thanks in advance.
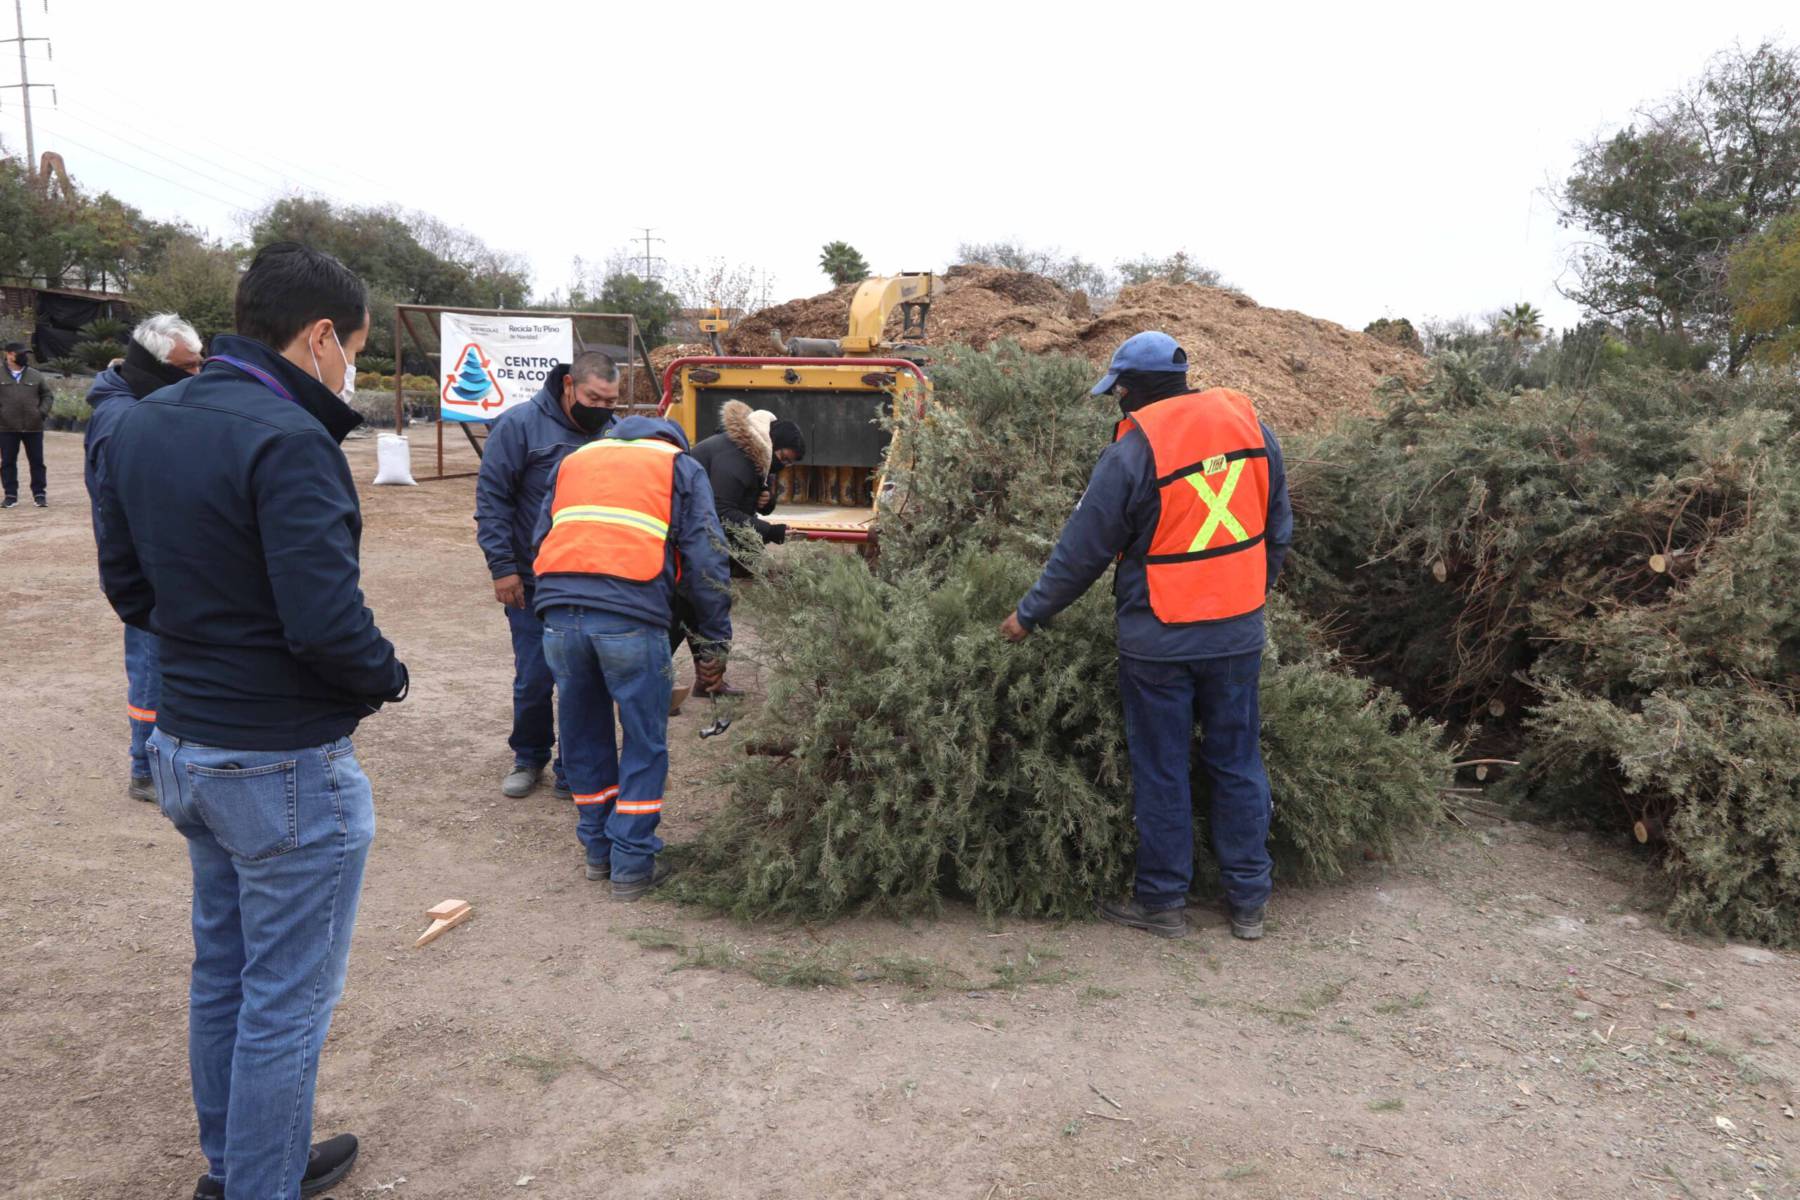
[1000,332,1293,943]
[531,415,732,897]
[474,352,620,800]
[83,313,204,802]
[675,401,805,694]
[94,243,406,1200]
[1,340,56,508]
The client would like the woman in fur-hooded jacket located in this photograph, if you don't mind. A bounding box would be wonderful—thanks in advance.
[688,399,806,572]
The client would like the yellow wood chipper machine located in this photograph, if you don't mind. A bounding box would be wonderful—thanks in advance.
[657,271,938,546]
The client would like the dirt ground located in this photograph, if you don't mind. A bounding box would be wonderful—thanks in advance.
[2,431,1797,1200]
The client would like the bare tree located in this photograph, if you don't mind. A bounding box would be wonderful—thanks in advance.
[671,257,776,319]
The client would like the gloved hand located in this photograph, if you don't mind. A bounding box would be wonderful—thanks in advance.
[766,523,789,545]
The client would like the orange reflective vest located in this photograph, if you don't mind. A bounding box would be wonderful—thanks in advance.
[534,437,682,582]
[1120,389,1271,624]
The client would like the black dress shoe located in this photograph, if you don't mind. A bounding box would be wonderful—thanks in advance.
[302,1133,359,1195]
[189,1133,359,1199]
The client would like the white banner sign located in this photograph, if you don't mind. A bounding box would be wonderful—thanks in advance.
[439,313,574,423]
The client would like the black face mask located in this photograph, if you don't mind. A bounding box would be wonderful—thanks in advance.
[571,404,613,435]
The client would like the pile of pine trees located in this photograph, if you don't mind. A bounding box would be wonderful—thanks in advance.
[1289,366,1800,945]
[670,346,1452,921]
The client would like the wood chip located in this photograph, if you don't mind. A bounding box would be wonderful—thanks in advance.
[415,900,475,948]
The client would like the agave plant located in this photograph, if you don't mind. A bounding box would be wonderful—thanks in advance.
[80,317,130,344]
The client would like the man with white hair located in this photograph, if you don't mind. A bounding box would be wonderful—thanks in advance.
[85,313,204,802]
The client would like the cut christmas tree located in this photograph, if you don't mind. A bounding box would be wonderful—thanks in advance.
[1286,365,1800,945]
[670,345,1453,921]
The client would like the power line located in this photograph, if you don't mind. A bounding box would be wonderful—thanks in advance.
[55,94,289,195]
[44,106,266,203]
[42,127,245,209]
[45,75,376,202]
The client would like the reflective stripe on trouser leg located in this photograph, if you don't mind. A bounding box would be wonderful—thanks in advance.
[124,625,161,776]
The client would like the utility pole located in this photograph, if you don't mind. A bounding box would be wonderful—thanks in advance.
[635,226,665,282]
[1,0,54,174]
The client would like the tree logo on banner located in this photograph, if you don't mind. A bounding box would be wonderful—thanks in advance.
[442,343,505,415]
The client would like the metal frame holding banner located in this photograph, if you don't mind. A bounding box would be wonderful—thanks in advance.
[391,305,649,481]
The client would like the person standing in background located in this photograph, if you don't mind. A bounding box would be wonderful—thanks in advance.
[83,313,205,802]
[474,352,621,800]
[1,340,56,508]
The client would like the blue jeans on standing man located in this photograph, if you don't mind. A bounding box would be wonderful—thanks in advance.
[1116,649,1273,914]
[505,583,566,790]
[148,729,375,1200]
[541,606,673,883]
[125,624,161,777]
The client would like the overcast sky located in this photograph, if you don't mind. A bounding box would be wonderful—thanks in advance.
[7,2,1793,332]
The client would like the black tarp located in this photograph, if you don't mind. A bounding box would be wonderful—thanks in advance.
[33,292,131,361]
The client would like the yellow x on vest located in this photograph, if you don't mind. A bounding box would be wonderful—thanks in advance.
[1184,458,1249,552]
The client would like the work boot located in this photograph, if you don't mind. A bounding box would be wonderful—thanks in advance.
[585,858,610,881]
[190,1133,359,1199]
[128,775,156,803]
[1096,898,1187,939]
[501,764,543,798]
[1228,904,1266,941]
[610,861,672,903]
[552,782,573,802]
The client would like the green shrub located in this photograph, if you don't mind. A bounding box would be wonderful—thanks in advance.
[50,392,92,424]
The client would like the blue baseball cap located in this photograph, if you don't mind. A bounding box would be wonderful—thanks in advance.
[1091,331,1188,395]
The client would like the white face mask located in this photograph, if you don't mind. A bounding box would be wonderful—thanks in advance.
[309,326,357,403]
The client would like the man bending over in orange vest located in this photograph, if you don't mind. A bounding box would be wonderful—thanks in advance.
[1000,331,1293,941]
[531,414,732,898]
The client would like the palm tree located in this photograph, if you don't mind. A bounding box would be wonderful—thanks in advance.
[818,241,871,287]
[1496,302,1545,345]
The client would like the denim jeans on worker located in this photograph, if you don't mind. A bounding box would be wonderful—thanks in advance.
[541,605,673,882]
[1117,650,1274,913]
[505,586,565,789]
[147,729,374,1200]
[124,624,161,776]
